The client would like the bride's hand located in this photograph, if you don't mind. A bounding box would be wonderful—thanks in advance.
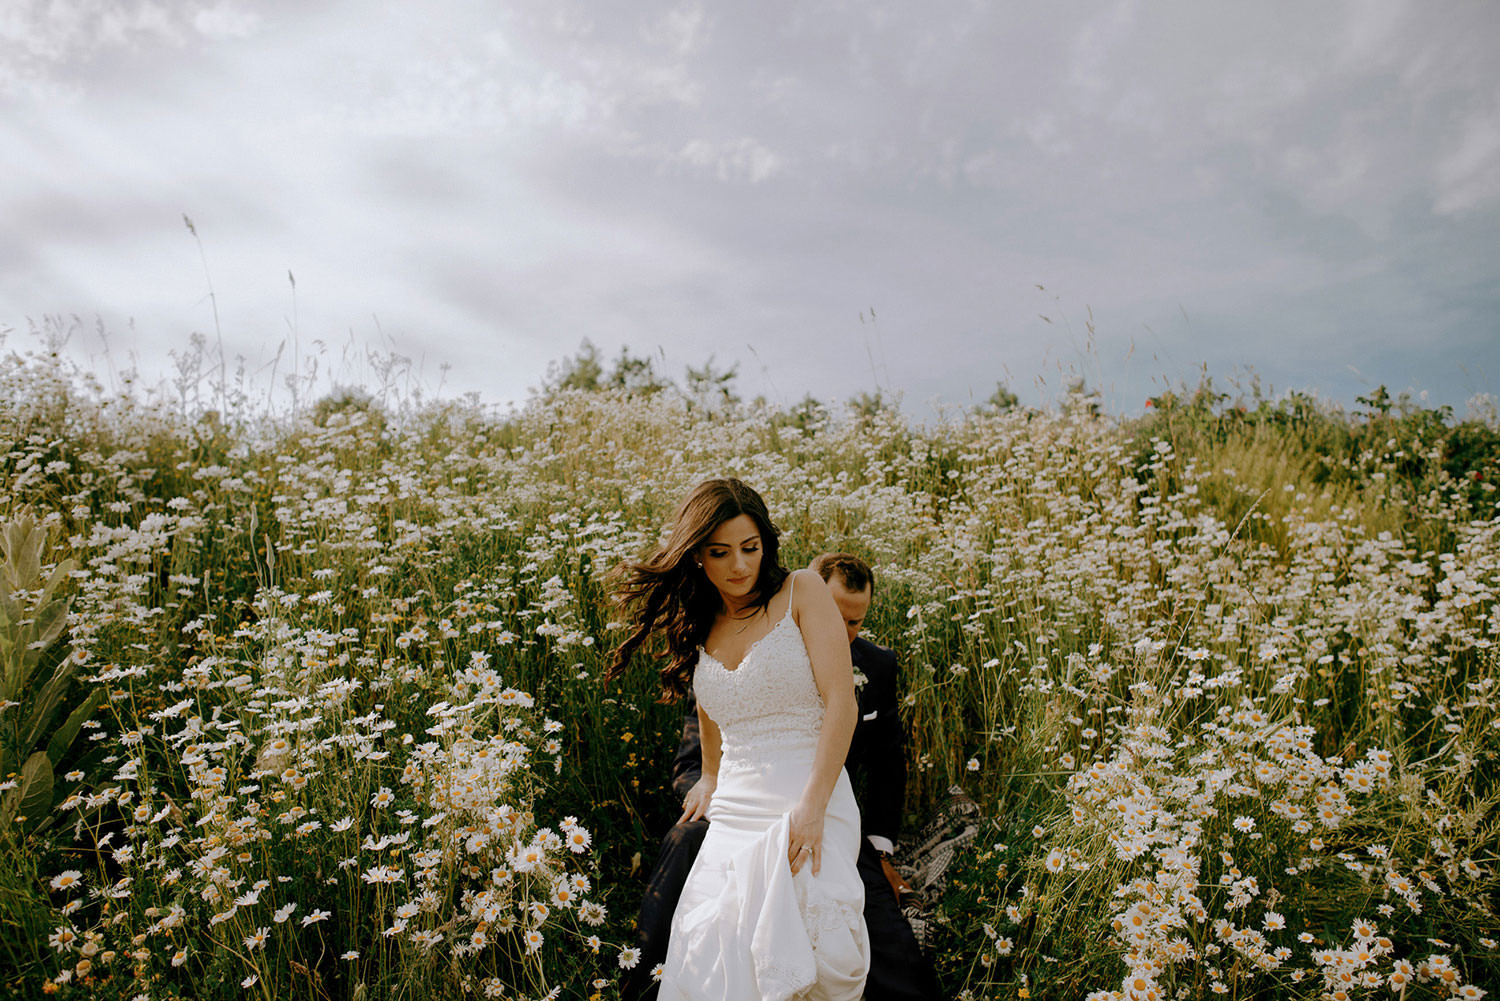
[788,801,826,876]
[679,774,716,823]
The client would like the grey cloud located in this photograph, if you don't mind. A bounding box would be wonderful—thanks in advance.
[3,0,1497,418]
[0,0,279,97]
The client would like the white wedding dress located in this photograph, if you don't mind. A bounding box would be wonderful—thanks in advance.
[659,578,870,1001]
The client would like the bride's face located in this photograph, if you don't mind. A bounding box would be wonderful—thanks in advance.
[698,514,763,602]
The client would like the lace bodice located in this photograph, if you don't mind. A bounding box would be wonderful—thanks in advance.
[695,603,826,763]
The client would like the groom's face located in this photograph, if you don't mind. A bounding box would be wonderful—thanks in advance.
[826,580,871,646]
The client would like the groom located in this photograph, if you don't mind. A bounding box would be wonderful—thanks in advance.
[624,553,938,1000]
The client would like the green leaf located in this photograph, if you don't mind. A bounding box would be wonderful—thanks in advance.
[17,752,53,828]
[32,596,70,651]
[0,633,18,702]
[40,558,75,605]
[11,521,41,589]
[20,661,72,753]
[1,752,53,830]
[48,687,105,765]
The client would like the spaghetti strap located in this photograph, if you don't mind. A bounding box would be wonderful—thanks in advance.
[787,569,797,607]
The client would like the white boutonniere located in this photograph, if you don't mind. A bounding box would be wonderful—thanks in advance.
[852,670,869,690]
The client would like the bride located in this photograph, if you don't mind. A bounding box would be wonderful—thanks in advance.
[609,478,870,1000]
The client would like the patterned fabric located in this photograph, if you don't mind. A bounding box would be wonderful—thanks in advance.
[890,784,981,949]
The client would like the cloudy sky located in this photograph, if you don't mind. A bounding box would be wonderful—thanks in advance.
[2,0,1497,417]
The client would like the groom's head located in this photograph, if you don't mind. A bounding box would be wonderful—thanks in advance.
[810,552,873,645]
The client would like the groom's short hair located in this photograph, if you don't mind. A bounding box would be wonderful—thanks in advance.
[812,552,874,595]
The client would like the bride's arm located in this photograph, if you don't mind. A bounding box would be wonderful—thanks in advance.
[679,702,721,823]
[789,569,859,875]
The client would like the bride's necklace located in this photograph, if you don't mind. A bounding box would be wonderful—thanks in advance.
[724,605,765,635]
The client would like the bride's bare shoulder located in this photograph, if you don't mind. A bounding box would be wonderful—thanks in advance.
[786,567,829,617]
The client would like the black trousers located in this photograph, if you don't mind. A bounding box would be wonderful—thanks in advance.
[624,820,939,1000]
[853,837,941,1000]
[624,819,709,1001]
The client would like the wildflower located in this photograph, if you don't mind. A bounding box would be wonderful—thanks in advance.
[1232,816,1255,833]
[49,871,83,892]
[586,934,601,952]
[1263,911,1285,931]
[241,974,258,988]
[273,903,296,923]
[511,842,545,871]
[341,951,360,960]
[966,758,980,772]
[371,787,396,808]
[302,909,331,927]
[362,865,403,884]
[524,929,544,953]
[171,949,188,967]
[244,928,269,951]
[619,946,642,968]
[565,826,591,853]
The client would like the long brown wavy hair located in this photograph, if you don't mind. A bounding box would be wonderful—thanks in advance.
[607,478,788,699]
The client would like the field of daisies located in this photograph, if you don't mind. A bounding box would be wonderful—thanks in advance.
[1,335,1497,1001]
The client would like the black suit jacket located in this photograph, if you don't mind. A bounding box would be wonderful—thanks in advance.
[669,635,907,845]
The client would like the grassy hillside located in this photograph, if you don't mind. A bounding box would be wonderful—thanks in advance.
[1,343,1496,1000]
